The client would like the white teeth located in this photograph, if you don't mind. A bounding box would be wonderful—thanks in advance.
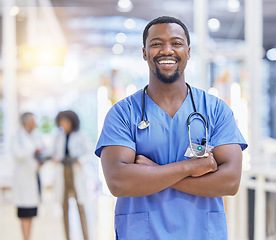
[158,60,176,64]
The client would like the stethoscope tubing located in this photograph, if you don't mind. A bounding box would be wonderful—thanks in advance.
[141,85,148,123]
[139,83,208,157]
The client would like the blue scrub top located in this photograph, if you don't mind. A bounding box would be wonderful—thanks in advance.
[95,86,248,240]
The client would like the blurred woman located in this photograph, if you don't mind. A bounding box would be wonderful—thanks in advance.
[53,110,91,240]
[11,112,45,240]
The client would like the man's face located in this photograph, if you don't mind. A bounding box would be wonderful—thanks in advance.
[143,23,190,84]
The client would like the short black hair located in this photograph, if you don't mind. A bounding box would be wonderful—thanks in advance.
[143,16,190,47]
[56,110,80,132]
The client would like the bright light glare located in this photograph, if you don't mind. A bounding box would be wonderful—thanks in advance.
[62,57,79,83]
[227,0,240,12]
[267,48,276,61]
[9,6,20,16]
[126,84,137,96]
[37,50,53,63]
[97,86,111,137]
[112,44,124,55]
[208,18,220,32]
[19,86,31,97]
[208,87,219,97]
[117,0,133,12]
[124,18,136,29]
[239,98,249,170]
[230,83,249,169]
[97,86,112,196]
[19,45,67,69]
[239,98,248,140]
[230,82,241,112]
[115,33,127,43]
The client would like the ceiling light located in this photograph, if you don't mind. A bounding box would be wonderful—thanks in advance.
[115,33,127,43]
[117,0,133,12]
[9,6,20,16]
[227,0,240,13]
[124,18,136,29]
[112,44,124,55]
[208,18,220,32]
[267,48,276,61]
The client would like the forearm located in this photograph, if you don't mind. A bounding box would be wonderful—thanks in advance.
[171,163,241,197]
[104,161,191,197]
[101,146,217,198]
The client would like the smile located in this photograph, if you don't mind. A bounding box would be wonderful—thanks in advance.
[156,59,178,70]
[158,60,177,64]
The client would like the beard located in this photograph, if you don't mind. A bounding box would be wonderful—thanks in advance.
[155,65,180,84]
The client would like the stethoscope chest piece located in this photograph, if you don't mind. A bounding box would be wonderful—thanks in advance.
[138,85,150,130]
[138,120,150,130]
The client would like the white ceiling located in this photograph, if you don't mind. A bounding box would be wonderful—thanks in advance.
[0,0,276,54]
[47,0,276,52]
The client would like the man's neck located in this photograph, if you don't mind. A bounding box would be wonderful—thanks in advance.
[146,78,189,118]
[147,78,188,101]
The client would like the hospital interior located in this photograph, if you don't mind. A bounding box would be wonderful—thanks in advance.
[0,0,276,239]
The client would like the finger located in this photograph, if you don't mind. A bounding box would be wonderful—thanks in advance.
[135,159,144,165]
[207,151,213,157]
[134,156,142,164]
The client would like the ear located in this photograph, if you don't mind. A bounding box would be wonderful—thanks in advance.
[187,46,191,60]
[142,47,147,61]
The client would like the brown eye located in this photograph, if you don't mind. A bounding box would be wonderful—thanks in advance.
[151,43,162,47]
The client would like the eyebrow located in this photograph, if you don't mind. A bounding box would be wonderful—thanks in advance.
[149,37,186,42]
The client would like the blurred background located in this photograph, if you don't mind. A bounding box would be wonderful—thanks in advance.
[0,0,276,239]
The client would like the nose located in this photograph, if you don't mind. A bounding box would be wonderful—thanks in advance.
[160,43,174,55]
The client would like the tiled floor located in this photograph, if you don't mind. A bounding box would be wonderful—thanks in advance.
[0,189,116,240]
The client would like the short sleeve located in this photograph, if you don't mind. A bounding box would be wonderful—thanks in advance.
[95,102,136,157]
[209,99,248,151]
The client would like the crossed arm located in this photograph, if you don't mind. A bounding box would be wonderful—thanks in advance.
[100,144,242,198]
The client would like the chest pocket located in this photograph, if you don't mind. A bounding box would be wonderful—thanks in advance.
[207,212,228,240]
[115,212,150,240]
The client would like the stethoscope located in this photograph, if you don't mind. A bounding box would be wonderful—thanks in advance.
[138,83,209,158]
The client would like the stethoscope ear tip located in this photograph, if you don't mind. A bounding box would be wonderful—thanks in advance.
[138,120,150,130]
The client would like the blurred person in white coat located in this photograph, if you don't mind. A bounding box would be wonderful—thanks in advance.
[53,110,91,240]
[11,112,45,240]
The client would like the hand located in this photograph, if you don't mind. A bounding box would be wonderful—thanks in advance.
[187,151,217,177]
[135,155,158,166]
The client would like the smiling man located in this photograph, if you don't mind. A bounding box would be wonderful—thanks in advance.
[95,16,248,240]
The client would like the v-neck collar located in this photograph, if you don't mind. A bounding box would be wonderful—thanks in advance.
[145,90,191,119]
